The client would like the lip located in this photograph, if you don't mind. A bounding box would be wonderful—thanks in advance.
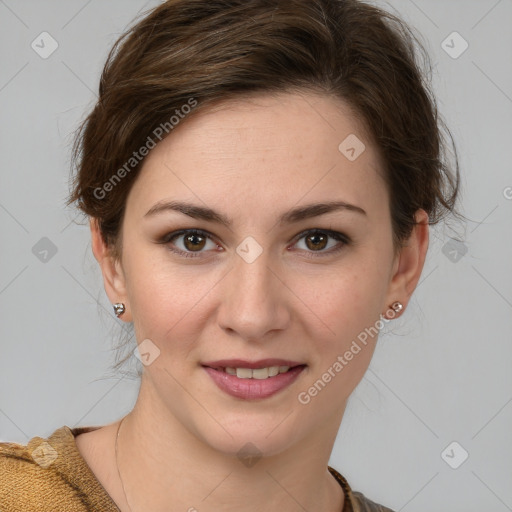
[202,364,307,400]
[201,358,304,370]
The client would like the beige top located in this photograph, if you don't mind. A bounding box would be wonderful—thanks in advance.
[0,425,394,511]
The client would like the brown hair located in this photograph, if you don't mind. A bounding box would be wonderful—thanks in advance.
[68,0,461,260]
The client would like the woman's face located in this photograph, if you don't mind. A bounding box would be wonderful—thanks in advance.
[97,91,427,457]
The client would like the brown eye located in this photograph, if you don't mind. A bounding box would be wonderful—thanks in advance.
[183,232,207,251]
[160,228,349,260]
[304,232,328,251]
[161,229,218,258]
[293,229,350,258]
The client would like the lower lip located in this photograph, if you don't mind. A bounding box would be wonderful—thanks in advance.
[203,365,306,400]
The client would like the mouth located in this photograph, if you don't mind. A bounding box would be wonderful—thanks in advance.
[201,358,306,379]
[201,359,307,400]
[202,364,306,380]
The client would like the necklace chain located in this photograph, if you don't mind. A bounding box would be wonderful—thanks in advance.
[115,417,134,512]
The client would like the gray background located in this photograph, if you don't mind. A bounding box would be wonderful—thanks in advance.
[0,1,511,510]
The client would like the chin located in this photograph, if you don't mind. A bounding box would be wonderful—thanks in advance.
[199,426,302,461]
[181,403,304,457]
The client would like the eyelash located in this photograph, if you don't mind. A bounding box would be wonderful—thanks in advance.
[157,228,350,260]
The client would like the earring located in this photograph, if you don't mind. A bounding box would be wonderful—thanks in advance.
[390,301,403,314]
[113,303,126,317]
[381,301,403,320]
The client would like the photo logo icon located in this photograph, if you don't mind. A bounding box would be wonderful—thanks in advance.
[31,32,59,59]
[441,441,469,469]
[442,238,468,263]
[237,442,262,468]
[441,31,468,59]
[236,236,263,264]
[338,134,366,162]
[31,441,58,468]
[134,338,161,366]
[32,237,58,263]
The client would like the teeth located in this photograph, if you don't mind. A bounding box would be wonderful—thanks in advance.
[236,367,253,379]
[268,366,279,377]
[224,366,291,379]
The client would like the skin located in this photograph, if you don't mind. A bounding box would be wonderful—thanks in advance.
[76,90,429,512]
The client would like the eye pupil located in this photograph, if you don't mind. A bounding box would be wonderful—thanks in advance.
[184,233,206,251]
[306,233,327,250]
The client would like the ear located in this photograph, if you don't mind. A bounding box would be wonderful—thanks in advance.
[382,209,429,319]
[90,218,132,322]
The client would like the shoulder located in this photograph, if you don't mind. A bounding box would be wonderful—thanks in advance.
[0,426,114,512]
[328,466,395,512]
[351,490,396,512]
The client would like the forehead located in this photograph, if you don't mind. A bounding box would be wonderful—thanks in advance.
[126,91,388,220]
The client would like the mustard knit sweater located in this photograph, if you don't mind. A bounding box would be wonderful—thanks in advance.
[0,426,394,511]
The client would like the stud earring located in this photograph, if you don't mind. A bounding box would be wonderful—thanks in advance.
[113,303,126,317]
[390,301,403,314]
[381,301,403,320]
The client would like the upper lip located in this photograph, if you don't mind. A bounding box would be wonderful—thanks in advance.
[202,359,306,369]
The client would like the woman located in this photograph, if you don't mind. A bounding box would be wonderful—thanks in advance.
[0,0,460,510]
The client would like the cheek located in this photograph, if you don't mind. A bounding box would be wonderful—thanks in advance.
[124,254,224,363]
[292,258,389,398]
[296,257,387,342]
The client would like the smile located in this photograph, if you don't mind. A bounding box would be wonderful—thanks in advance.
[202,363,307,400]
[214,365,294,379]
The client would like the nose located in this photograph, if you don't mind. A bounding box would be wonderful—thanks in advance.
[216,246,290,343]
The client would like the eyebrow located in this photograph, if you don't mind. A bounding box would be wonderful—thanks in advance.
[144,199,367,226]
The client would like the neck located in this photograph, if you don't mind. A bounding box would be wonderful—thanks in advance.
[115,380,346,512]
